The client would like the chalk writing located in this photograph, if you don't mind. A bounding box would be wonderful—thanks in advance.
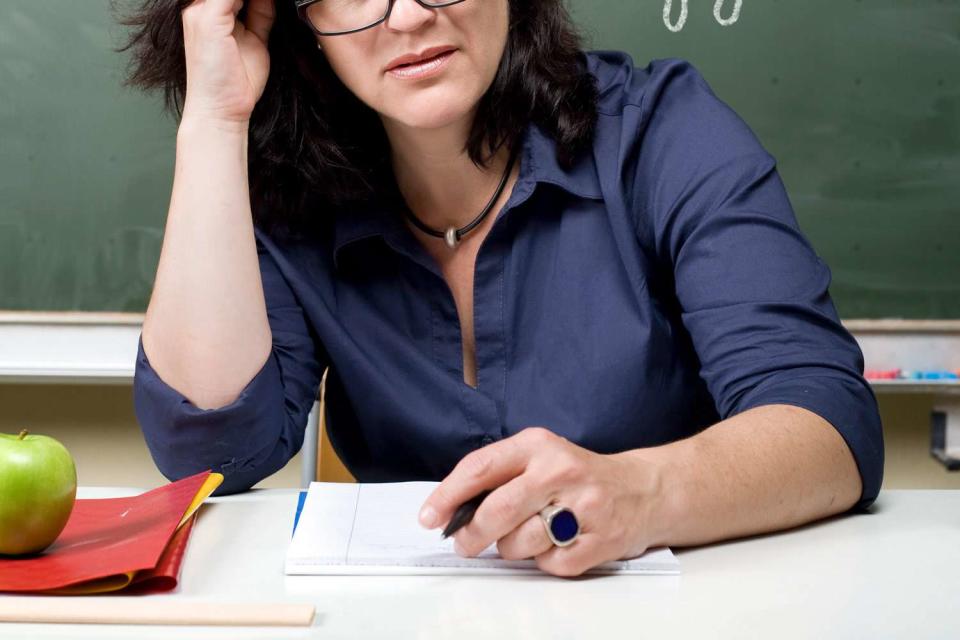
[663,0,688,32]
[663,0,744,32]
[713,0,742,26]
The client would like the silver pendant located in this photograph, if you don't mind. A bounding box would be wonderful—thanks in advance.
[444,227,459,249]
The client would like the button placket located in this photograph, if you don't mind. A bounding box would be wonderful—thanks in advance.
[468,230,509,443]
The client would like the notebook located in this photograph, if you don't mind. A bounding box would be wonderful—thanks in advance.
[0,470,222,594]
[285,481,680,575]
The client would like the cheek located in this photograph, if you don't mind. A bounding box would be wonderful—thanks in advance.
[469,15,509,84]
[321,39,382,102]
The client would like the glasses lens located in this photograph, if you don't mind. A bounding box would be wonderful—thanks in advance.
[306,0,387,33]
[306,0,461,34]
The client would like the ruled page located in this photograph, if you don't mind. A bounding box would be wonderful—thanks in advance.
[285,481,680,575]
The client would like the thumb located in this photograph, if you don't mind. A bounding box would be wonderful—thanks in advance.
[244,0,276,44]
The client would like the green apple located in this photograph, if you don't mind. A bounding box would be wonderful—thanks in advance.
[0,429,77,555]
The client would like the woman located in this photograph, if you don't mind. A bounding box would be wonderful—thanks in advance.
[120,0,883,577]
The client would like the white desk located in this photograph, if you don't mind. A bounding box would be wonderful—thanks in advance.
[1,488,958,639]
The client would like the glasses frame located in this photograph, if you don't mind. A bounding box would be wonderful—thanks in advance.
[295,0,468,37]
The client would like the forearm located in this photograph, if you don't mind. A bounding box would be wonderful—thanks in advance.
[142,117,272,410]
[629,404,863,548]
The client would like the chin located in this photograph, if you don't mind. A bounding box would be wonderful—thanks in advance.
[383,91,477,131]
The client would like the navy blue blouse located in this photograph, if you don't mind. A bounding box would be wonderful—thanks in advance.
[133,52,884,508]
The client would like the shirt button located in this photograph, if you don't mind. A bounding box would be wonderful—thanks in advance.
[480,435,495,447]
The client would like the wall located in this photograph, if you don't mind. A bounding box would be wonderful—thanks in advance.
[0,383,301,489]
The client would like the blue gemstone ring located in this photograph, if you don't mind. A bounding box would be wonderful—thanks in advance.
[539,505,580,547]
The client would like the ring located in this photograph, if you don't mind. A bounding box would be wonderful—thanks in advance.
[539,504,580,547]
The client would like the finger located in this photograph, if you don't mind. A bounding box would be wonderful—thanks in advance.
[195,0,241,16]
[181,0,208,11]
[180,0,208,22]
[453,475,551,557]
[244,0,276,43]
[535,534,612,578]
[232,13,244,40]
[496,513,554,561]
[182,0,240,28]
[420,428,551,529]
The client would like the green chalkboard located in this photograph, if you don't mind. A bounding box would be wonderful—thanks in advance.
[2,0,959,316]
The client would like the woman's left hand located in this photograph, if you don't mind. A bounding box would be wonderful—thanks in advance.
[418,427,670,577]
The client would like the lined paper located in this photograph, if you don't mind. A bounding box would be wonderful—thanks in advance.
[285,482,680,575]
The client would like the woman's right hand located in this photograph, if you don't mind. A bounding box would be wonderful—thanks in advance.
[181,0,276,126]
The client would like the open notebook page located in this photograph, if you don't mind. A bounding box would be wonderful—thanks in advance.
[285,482,679,575]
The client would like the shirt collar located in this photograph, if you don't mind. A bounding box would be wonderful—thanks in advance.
[332,120,603,270]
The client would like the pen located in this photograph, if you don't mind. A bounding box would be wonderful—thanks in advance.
[440,490,492,539]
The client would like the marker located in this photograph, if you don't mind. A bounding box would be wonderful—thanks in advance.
[865,369,900,380]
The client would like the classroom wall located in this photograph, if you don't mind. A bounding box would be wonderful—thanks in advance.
[0,384,956,491]
[0,384,301,489]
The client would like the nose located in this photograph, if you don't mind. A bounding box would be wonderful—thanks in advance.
[384,0,437,33]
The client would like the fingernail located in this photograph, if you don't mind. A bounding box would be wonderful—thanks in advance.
[419,505,437,528]
[454,539,467,556]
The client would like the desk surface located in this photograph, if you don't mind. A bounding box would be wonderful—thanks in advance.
[2,488,959,639]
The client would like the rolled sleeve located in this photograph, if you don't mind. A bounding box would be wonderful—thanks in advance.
[636,59,884,509]
[135,336,287,494]
[133,233,326,495]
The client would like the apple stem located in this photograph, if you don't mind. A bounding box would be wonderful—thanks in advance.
[18,429,29,440]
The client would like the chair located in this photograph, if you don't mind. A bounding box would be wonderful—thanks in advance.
[315,367,356,483]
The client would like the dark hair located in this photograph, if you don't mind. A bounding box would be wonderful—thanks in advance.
[112,0,598,233]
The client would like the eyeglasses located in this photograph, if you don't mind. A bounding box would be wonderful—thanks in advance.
[295,0,468,37]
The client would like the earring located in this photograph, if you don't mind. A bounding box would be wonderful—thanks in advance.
[317,43,323,51]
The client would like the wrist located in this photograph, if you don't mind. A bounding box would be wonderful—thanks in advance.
[175,116,250,164]
[177,114,250,138]
[616,444,689,549]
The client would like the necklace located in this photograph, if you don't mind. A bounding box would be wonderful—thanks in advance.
[399,145,519,249]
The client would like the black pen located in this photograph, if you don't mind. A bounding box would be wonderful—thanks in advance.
[441,490,492,539]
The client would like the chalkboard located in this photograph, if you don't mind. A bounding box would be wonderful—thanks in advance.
[2,0,958,317]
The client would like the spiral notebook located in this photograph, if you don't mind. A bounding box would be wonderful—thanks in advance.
[285,482,680,575]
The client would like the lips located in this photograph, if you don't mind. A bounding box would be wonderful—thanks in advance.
[385,46,458,72]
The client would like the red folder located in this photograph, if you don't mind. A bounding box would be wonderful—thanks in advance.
[0,470,222,594]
